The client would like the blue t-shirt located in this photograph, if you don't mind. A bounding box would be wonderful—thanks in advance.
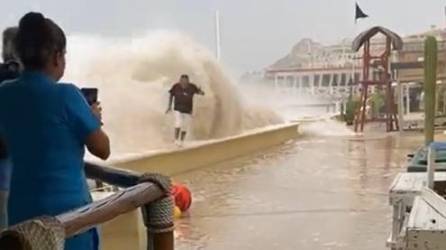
[0,71,101,249]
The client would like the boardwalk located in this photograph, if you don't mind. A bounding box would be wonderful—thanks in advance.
[174,122,425,250]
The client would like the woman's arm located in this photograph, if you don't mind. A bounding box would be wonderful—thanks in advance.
[85,102,110,160]
[86,129,110,160]
[62,84,111,161]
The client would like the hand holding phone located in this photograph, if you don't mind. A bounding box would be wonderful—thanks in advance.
[81,88,98,106]
[91,102,103,122]
[81,88,103,124]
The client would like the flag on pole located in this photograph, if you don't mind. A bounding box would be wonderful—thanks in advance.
[355,2,368,22]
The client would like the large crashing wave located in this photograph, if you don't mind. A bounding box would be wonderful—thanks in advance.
[64,31,282,155]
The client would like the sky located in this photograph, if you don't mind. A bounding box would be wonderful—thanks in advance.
[2,0,446,75]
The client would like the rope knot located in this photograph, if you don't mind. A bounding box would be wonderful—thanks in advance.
[139,173,175,233]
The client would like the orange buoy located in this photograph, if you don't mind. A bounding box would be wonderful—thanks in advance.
[171,184,192,212]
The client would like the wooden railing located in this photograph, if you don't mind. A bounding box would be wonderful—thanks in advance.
[0,162,174,250]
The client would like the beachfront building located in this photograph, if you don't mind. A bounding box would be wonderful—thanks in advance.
[263,38,360,100]
[392,27,446,116]
[248,26,446,117]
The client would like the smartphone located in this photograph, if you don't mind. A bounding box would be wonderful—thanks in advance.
[81,88,98,105]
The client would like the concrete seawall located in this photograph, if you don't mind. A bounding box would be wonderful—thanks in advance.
[112,123,299,175]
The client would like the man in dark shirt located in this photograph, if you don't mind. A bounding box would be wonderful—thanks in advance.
[0,26,20,230]
[0,61,20,81]
[0,27,20,81]
[167,74,204,146]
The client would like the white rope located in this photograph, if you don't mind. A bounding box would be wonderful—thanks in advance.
[143,196,175,233]
[139,173,175,233]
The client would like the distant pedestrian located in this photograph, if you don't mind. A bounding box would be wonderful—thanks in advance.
[166,74,204,146]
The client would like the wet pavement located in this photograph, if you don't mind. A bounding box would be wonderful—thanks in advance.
[174,121,426,250]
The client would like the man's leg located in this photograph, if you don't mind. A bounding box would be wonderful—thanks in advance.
[179,113,187,145]
[180,113,191,142]
[175,128,181,141]
[174,111,182,142]
[180,131,187,141]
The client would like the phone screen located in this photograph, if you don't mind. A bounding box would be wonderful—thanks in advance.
[81,88,98,105]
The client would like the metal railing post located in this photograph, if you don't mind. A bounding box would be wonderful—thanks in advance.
[427,144,436,189]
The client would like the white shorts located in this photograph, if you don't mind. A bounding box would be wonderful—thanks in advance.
[174,111,191,131]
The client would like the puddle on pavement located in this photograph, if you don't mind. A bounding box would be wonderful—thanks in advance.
[174,122,424,250]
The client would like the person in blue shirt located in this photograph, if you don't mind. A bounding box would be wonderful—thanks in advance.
[0,26,20,231]
[0,12,110,250]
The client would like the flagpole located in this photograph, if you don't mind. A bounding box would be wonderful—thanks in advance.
[444,6,446,28]
[215,10,222,61]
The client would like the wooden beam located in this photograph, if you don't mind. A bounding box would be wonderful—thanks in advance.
[0,182,168,249]
[57,182,164,237]
[85,161,140,188]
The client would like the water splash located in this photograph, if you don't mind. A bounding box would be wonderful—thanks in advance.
[63,31,282,155]
[301,118,356,137]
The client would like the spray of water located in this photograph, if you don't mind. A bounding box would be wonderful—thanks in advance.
[63,31,283,155]
[301,118,356,137]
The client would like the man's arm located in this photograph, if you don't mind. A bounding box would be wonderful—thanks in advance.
[166,94,174,113]
[166,85,175,113]
[195,85,205,95]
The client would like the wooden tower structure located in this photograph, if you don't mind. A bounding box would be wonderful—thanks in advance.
[352,26,404,132]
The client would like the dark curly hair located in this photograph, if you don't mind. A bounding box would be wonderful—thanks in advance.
[14,12,66,70]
